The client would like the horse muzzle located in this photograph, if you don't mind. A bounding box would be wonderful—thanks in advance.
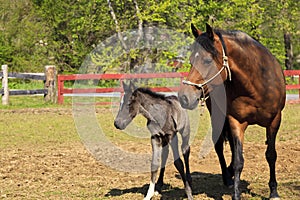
[114,119,126,130]
[178,86,200,110]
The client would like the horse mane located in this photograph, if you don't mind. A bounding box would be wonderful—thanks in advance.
[134,87,178,101]
[196,29,260,57]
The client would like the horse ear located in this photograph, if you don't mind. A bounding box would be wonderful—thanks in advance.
[191,23,202,38]
[206,23,214,40]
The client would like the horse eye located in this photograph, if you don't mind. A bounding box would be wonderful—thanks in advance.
[203,58,212,65]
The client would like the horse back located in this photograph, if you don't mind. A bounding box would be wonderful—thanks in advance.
[226,34,286,125]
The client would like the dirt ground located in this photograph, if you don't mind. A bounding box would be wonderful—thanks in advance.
[0,108,299,199]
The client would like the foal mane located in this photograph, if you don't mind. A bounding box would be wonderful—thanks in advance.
[135,88,167,100]
[134,87,178,102]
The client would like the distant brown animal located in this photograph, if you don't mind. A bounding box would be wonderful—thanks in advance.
[178,23,286,200]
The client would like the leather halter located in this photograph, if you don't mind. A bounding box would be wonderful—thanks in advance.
[182,34,231,101]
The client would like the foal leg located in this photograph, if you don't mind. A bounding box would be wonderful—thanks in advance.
[180,125,192,188]
[170,134,193,200]
[228,116,247,200]
[156,144,169,194]
[144,137,162,200]
[266,112,281,200]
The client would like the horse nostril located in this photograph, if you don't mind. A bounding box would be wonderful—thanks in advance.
[179,95,189,107]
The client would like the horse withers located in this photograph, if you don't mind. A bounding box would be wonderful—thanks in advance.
[178,23,285,200]
[114,81,193,200]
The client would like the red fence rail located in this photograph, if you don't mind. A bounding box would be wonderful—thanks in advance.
[57,70,300,104]
[284,70,300,101]
[57,72,189,104]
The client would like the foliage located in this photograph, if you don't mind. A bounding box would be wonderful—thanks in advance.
[0,0,299,73]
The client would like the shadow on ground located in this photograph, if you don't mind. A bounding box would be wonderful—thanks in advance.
[105,171,268,199]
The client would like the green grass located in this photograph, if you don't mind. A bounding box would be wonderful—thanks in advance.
[245,104,300,143]
[0,110,79,148]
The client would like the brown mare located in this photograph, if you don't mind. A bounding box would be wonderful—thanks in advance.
[178,23,286,200]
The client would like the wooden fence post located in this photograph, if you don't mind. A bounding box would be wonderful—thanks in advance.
[44,65,57,103]
[1,65,9,105]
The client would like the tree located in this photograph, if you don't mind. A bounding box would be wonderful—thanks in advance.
[0,0,299,73]
[0,0,50,72]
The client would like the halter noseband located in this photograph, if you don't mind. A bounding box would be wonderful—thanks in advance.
[182,34,231,101]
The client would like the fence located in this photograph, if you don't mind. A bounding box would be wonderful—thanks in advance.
[0,65,57,105]
[284,70,300,100]
[57,70,300,105]
[57,72,189,104]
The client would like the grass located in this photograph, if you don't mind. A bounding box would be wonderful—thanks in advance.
[0,109,78,149]
[245,104,300,143]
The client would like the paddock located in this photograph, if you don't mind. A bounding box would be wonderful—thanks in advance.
[0,103,299,199]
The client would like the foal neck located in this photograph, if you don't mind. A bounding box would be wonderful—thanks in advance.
[136,90,165,122]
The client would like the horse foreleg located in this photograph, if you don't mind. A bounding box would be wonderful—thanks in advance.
[170,134,193,200]
[144,137,162,200]
[156,144,169,194]
[228,116,247,200]
[266,113,281,200]
[215,133,234,187]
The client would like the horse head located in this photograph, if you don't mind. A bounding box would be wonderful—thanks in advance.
[114,81,139,130]
[178,23,230,110]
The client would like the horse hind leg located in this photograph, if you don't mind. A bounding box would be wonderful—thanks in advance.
[266,112,281,200]
[170,133,193,200]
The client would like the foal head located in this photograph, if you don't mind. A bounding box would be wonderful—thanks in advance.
[114,81,139,130]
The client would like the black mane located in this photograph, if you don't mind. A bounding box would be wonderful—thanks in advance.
[195,32,218,58]
[135,87,167,100]
[134,87,177,101]
[195,29,257,57]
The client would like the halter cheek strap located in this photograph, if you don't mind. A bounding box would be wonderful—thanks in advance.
[221,44,231,81]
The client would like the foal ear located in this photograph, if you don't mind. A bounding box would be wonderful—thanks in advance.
[129,80,137,91]
[122,81,129,91]
[206,23,214,40]
[191,23,202,38]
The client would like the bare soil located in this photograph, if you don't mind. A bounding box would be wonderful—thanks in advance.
[0,107,299,199]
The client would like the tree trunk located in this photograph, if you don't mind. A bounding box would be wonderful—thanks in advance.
[284,32,293,70]
[133,0,143,45]
[107,0,127,50]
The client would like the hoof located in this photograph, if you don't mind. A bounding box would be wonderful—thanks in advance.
[185,185,193,200]
[270,190,280,200]
[155,182,163,194]
[227,184,234,189]
[270,197,280,200]
[224,179,234,188]
[223,167,234,188]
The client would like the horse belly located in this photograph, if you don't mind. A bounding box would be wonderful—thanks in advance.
[229,97,280,127]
